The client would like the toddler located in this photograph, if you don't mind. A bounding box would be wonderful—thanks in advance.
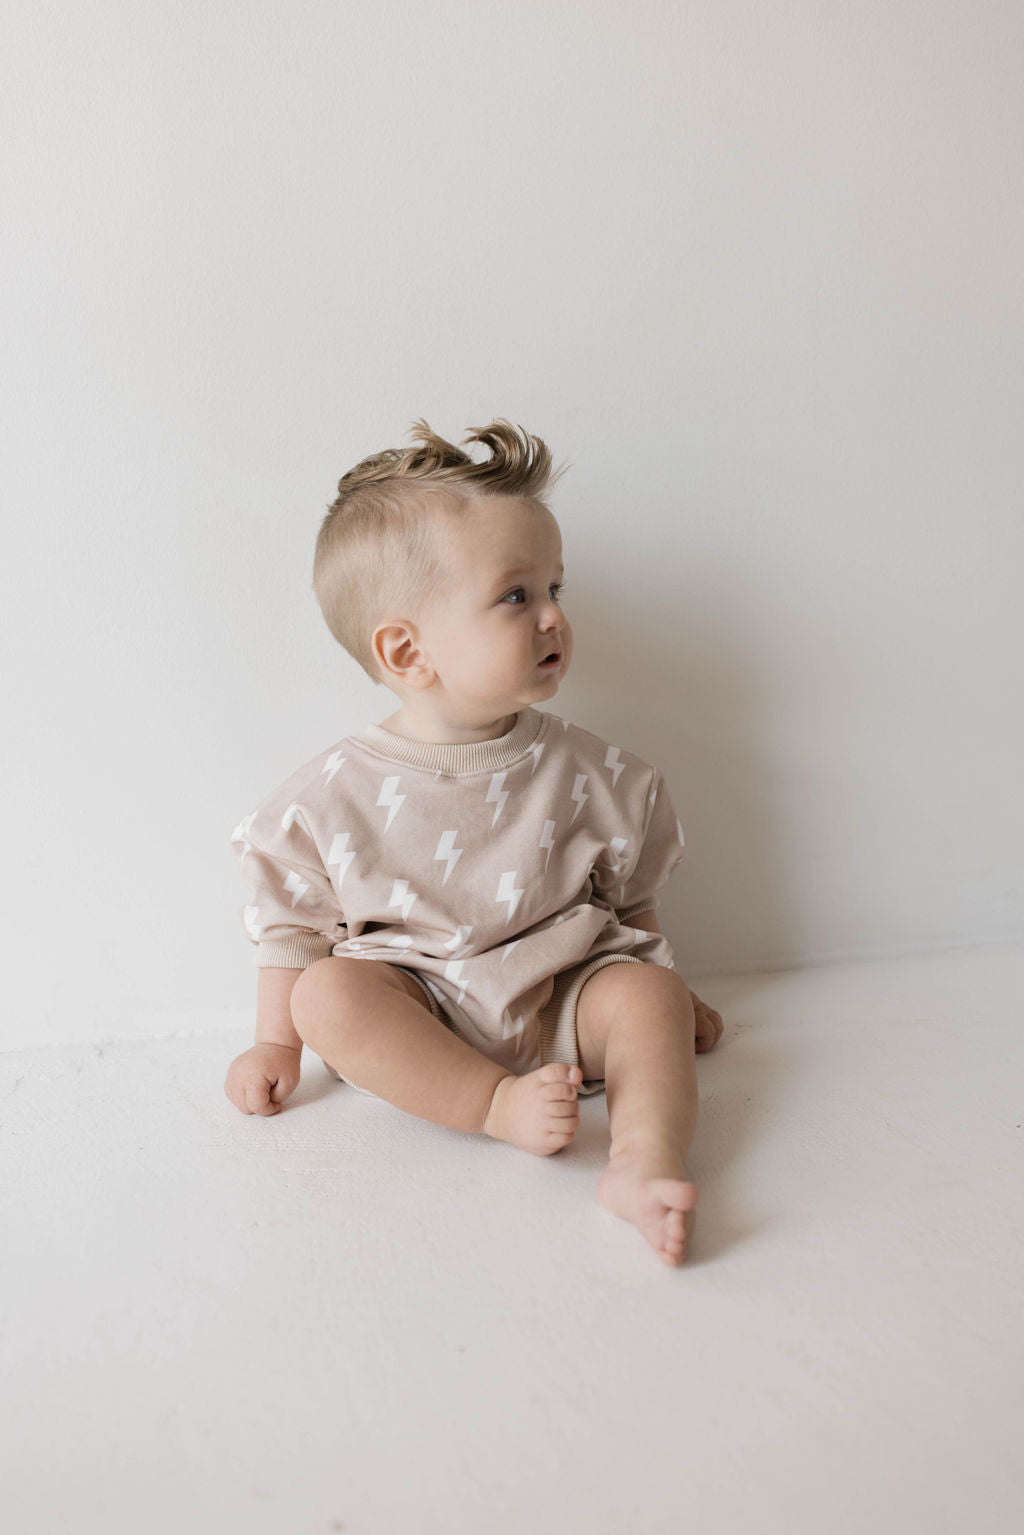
[225,419,723,1266]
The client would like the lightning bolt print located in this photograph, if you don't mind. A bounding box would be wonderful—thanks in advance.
[321,750,346,786]
[496,870,524,925]
[377,775,406,831]
[326,831,356,890]
[539,819,556,873]
[608,834,629,902]
[570,772,589,825]
[605,745,624,787]
[388,879,417,921]
[282,802,309,835]
[485,771,509,828]
[443,926,473,959]
[283,869,310,909]
[444,958,468,1005]
[501,1010,526,1051]
[434,829,464,885]
[609,835,629,874]
[231,811,257,859]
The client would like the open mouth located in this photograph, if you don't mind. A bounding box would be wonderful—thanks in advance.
[539,652,561,667]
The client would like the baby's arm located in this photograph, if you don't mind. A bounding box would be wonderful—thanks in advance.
[224,967,305,1115]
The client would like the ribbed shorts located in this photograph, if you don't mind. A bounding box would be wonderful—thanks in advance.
[327,953,646,1101]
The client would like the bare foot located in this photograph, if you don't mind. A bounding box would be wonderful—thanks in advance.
[597,1144,699,1265]
[483,1063,582,1156]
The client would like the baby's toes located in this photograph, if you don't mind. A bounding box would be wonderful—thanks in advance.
[539,1063,581,1087]
[544,1097,579,1143]
[545,1121,579,1152]
[541,1079,579,1105]
[664,1209,685,1250]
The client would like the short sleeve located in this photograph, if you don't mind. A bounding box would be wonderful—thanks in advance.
[601,766,685,923]
[230,802,346,968]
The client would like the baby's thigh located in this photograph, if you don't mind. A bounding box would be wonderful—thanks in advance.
[291,956,434,1036]
[292,960,442,1101]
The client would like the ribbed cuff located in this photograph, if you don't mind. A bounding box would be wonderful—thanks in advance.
[255,932,336,968]
[616,899,659,923]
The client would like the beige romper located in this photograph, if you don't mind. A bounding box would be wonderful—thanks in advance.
[230,707,685,1097]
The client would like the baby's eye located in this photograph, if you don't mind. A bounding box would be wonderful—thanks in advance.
[502,584,566,606]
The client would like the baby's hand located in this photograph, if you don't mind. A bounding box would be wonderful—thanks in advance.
[224,1043,302,1115]
[689,989,724,1053]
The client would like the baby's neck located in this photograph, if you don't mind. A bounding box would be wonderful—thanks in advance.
[378,709,519,745]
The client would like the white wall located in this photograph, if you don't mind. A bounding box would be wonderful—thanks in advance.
[2,1,1021,1049]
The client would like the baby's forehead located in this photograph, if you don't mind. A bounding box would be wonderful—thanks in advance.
[441,498,562,561]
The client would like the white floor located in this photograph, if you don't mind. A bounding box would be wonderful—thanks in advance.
[3,942,1023,1535]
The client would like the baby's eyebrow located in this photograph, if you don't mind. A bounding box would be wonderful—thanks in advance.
[493,564,565,583]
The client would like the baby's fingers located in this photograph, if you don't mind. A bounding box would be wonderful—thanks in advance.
[694,1005,724,1052]
[244,1074,281,1115]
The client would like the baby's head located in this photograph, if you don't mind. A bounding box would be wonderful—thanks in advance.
[313,419,574,730]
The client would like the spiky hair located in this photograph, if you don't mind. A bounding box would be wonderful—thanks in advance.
[312,418,569,683]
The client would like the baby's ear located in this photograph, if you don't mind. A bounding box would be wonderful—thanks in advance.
[372,623,432,685]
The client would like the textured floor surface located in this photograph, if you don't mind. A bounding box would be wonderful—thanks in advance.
[3,941,1023,1535]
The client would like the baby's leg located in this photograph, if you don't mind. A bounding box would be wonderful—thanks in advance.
[576,963,700,1265]
[290,958,581,1156]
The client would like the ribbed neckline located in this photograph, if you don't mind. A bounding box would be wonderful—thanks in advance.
[352,707,548,777]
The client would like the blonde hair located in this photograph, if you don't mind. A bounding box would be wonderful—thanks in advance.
[312,418,570,683]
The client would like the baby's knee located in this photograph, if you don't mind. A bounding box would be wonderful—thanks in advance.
[600,961,692,1021]
[290,956,389,1046]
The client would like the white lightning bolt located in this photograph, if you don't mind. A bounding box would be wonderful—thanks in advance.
[231,811,257,860]
[539,819,556,872]
[434,829,464,885]
[501,1010,525,1049]
[609,835,629,873]
[321,750,346,786]
[570,772,589,824]
[485,771,509,828]
[500,939,520,963]
[282,802,309,835]
[605,745,624,787]
[387,879,417,921]
[384,935,415,951]
[243,904,261,941]
[608,835,629,902]
[326,831,356,890]
[283,869,310,909]
[444,957,467,1005]
[443,926,473,958]
[377,775,406,831]
[528,741,545,774]
[496,870,524,924]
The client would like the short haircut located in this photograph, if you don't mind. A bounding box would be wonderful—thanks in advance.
[312,418,570,684]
